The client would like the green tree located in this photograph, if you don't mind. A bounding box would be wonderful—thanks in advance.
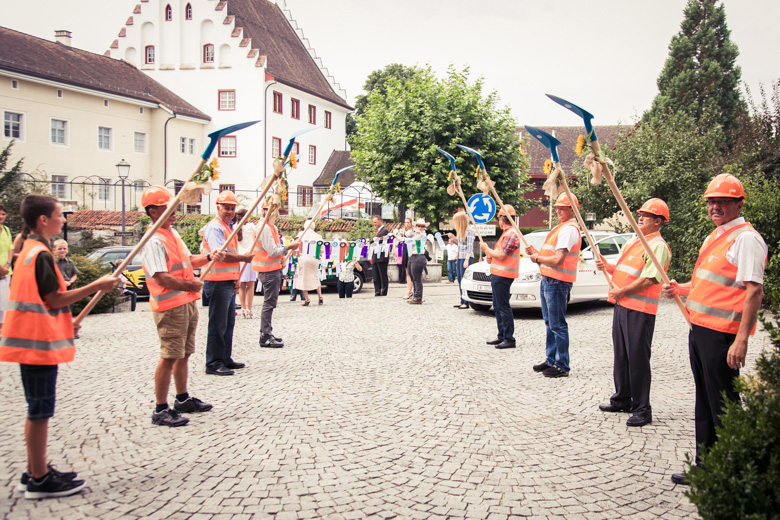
[348,63,419,141]
[351,65,531,227]
[645,0,745,147]
[0,141,26,233]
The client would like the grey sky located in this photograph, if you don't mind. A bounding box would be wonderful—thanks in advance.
[2,0,777,126]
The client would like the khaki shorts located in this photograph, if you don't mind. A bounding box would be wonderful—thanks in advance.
[154,300,198,359]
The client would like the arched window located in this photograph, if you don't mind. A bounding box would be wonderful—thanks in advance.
[203,44,215,63]
[185,3,192,20]
[145,45,155,64]
[165,4,172,21]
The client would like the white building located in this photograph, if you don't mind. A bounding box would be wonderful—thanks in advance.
[105,0,352,214]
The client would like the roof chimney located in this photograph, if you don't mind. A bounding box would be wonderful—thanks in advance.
[55,30,72,47]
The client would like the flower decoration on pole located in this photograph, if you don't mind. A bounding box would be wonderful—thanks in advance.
[543,159,552,176]
[179,158,220,205]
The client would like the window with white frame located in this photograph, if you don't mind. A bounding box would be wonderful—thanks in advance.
[50,119,67,145]
[98,178,110,201]
[308,145,316,165]
[271,137,281,158]
[325,111,332,129]
[165,4,172,21]
[273,91,283,114]
[185,3,192,19]
[134,132,147,153]
[203,44,214,63]
[98,126,112,150]
[219,90,235,110]
[297,186,313,207]
[3,111,23,139]
[308,104,316,124]
[291,98,300,119]
[294,142,300,157]
[145,45,155,64]
[219,136,236,157]
[134,180,146,193]
[51,175,68,199]
[189,138,196,155]
[180,137,187,153]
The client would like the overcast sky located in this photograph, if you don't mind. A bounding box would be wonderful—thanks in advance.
[2,0,778,126]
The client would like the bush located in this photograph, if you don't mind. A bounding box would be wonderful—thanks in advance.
[68,229,110,257]
[173,215,211,254]
[347,219,377,241]
[686,289,780,519]
[69,256,119,316]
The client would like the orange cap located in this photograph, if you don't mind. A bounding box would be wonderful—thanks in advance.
[141,185,172,208]
[702,173,746,200]
[638,198,670,222]
[216,190,239,205]
[497,204,516,218]
[553,193,578,207]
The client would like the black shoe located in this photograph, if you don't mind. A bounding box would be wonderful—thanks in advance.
[151,408,190,427]
[205,366,235,376]
[18,464,77,492]
[542,365,569,378]
[271,334,283,343]
[626,415,652,427]
[225,361,245,369]
[532,361,551,372]
[486,338,502,345]
[259,335,284,348]
[495,340,516,349]
[671,473,689,486]
[598,403,631,413]
[25,472,86,499]
[174,396,213,413]
[407,299,422,304]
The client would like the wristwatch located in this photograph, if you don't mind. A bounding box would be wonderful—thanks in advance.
[206,253,212,262]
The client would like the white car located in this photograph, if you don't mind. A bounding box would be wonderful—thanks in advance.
[461,231,635,311]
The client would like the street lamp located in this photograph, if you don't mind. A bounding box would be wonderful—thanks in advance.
[116,159,130,245]
[584,212,596,230]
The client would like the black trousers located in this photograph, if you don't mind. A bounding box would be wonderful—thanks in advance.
[372,260,388,296]
[408,254,426,300]
[688,324,739,463]
[610,305,655,418]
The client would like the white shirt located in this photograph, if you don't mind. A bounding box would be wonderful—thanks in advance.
[139,228,191,277]
[236,222,256,255]
[714,217,767,285]
[555,219,580,251]
[445,243,458,259]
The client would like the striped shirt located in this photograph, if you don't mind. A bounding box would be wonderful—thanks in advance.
[498,230,520,255]
[457,225,475,259]
[139,228,192,277]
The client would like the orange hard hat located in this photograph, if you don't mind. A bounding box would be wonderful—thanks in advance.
[638,198,670,222]
[497,204,516,218]
[702,173,746,200]
[216,190,238,205]
[141,185,172,208]
[553,193,578,207]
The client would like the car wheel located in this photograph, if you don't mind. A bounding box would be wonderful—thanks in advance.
[470,303,492,312]
[353,273,364,294]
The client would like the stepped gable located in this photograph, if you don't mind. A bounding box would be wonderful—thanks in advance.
[313,150,356,187]
[0,26,209,121]
[224,0,351,109]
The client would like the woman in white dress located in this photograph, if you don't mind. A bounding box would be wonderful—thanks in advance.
[235,208,257,318]
[295,220,324,306]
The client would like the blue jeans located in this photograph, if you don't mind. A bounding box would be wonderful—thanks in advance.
[447,260,457,282]
[204,280,236,370]
[456,258,469,306]
[490,274,514,342]
[337,279,354,298]
[540,276,572,372]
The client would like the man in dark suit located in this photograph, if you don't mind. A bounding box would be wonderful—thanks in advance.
[371,215,389,296]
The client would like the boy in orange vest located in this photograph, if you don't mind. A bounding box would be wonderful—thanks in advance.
[0,195,117,499]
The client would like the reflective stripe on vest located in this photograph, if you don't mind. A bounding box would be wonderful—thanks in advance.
[609,233,670,315]
[0,240,76,365]
[686,223,762,335]
[539,221,581,282]
[201,218,240,281]
[489,228,521,279]
[144,228,200,312]
[252,225,283,272]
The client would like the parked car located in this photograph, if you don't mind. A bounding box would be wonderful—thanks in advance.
[322,210,372,221]
[256,258,374,295]
[87,246,149,298]
[460,231,635,311]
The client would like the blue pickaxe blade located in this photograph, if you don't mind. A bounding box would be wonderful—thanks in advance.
[203,120,260,159]
[546,94,598,142]
[455,144,486,171]
[332,165,355,186]
[283,125,322,157]
[524,125,562,164]
[435,147,457,172]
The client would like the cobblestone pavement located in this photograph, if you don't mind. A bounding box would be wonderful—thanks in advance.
[1,282,772,519]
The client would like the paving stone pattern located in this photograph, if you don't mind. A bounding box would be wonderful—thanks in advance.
[0,283,772,519]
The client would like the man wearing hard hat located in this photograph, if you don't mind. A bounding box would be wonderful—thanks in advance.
[201,191,254,376]
[596,199,672,428]
[526,193,582,378]
[663,174,767,486]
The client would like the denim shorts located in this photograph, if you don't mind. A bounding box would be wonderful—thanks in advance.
[20,364,58,420]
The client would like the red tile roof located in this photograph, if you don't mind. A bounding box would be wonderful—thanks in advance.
[521,125,628,177]
[313,150,357,187]
[0,26,210,121]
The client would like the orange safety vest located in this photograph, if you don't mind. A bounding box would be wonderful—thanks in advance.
[0,240,75,365]
[252,225,284,272]
[200,217,240,281]
[687,222,763,335]
[609,233,671,315]
[539,220,581,282]
[490,227,521,279]
[144,228,200,312]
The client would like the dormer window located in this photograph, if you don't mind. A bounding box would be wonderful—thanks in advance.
[203,44,215,63]
[145,45,155,64]
[185,3,192,20]
[165,4,172,21]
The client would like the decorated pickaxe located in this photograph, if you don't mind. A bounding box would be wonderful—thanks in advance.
[199,126,320,280]
[455,144,529,247]
[435,147,486,245]
[546,94,690,327]
[75,120,260,326]
[524,125,612,286]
